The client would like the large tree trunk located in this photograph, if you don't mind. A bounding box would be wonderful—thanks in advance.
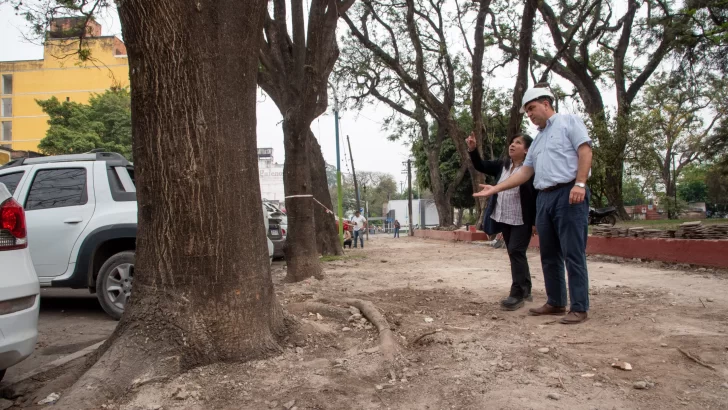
[309,129,343,256]
[425,142,454,226]
[446,122,486,222]
[58,1,290,407]
[507,0,536,139]
[603,112,631,220]
[283,122,324,281]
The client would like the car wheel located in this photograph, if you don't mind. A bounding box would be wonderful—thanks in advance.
[96,251,135,321]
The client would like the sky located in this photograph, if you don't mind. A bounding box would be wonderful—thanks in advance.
[0,5,423,189]
[0,3,618,191]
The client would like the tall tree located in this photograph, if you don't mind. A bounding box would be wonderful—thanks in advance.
[36,88,132,160]
[490,0,728,218]
[706,156,728,211]
[504,0,536,140]
[12,0,292,406]
[258,0,357,281]
[339,0,494,226]
[308,130,344,257]
[412,104,509,225]
[632,74,727,216]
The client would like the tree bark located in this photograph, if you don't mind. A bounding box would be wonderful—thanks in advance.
[507,0,536,139]
[58,1,289,407]
[259,0,356,282]
[284,122,324,282]
[429,145,455,227]
[309,129,343,256]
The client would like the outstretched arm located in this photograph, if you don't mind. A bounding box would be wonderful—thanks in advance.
[473,166,535,197]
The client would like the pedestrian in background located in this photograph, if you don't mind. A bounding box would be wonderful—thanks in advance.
[351,210,367,248]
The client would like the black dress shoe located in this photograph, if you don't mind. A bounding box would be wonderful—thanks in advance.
[500,296,525,311]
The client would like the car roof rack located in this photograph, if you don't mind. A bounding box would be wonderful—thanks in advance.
[0,152,130,169]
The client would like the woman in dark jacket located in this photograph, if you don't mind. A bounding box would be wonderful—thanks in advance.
[467,131,537,311]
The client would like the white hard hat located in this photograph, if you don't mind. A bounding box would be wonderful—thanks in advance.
[520,86,555,113]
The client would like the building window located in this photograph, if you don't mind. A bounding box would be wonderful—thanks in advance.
[1,121,11,143]
[1,75,11,95]
[1,98,11,117]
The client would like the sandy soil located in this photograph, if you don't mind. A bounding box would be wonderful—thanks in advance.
[8,235,728,409]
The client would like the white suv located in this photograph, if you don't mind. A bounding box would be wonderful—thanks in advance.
[0,153,273,320]
[0,183,40,383]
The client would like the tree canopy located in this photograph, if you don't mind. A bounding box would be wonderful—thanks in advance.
[36,88,132,160]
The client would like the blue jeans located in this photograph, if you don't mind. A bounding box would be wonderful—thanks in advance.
[353,230,364,248]
[536,185,590,312]
[394,227,400,238]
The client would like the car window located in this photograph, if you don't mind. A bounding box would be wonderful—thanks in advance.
[0,171,24,195]
[25,168,88,211]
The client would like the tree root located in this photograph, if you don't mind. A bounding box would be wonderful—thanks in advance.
[287,302,351,321]
[340,298,400,362]
[54,297,293,409]
[410,329,442,346]
[677,347,717,371]
[54,331,183,409]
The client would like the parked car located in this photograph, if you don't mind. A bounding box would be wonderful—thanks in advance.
[267,217,286,259]
[0,183,40,383]
[0,153,275,320]
[263,200,288,237]
[263,206,275,263]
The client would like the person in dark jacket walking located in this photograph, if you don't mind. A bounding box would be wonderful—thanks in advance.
[468,131,538,311]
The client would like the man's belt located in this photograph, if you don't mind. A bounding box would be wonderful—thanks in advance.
[541,180,575,192]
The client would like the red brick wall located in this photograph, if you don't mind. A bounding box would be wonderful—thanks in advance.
[529,236,728,268]
[49,17,102,38]
[414,229,728,268]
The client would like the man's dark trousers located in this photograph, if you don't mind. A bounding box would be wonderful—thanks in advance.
[501,223,532,299]
[535,184,590,312]
[353,230,364,248]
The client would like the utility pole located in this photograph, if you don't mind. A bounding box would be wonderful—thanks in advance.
[347,135,361,213]
[363,184,369,240]
[402,159,414,236]
[672,152,678,219]
[332,84,344,243]
[408,159,414,235]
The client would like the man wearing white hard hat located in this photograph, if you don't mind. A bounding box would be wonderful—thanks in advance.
[474,84,593,324]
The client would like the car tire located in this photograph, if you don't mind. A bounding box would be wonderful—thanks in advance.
[96,251,135,321]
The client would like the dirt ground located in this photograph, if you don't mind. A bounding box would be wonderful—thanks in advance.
[6,235,728,409]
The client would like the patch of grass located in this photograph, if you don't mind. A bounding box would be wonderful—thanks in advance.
[320,254,367,262]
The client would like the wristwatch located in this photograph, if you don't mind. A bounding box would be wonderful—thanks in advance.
[575,182,587,189]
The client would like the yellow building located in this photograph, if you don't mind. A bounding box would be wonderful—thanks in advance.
[0,17,129,154]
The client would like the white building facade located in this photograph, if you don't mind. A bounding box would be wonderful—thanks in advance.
[258,148,285,205]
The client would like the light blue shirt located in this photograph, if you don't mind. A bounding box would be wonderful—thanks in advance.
[524,113,592,190]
